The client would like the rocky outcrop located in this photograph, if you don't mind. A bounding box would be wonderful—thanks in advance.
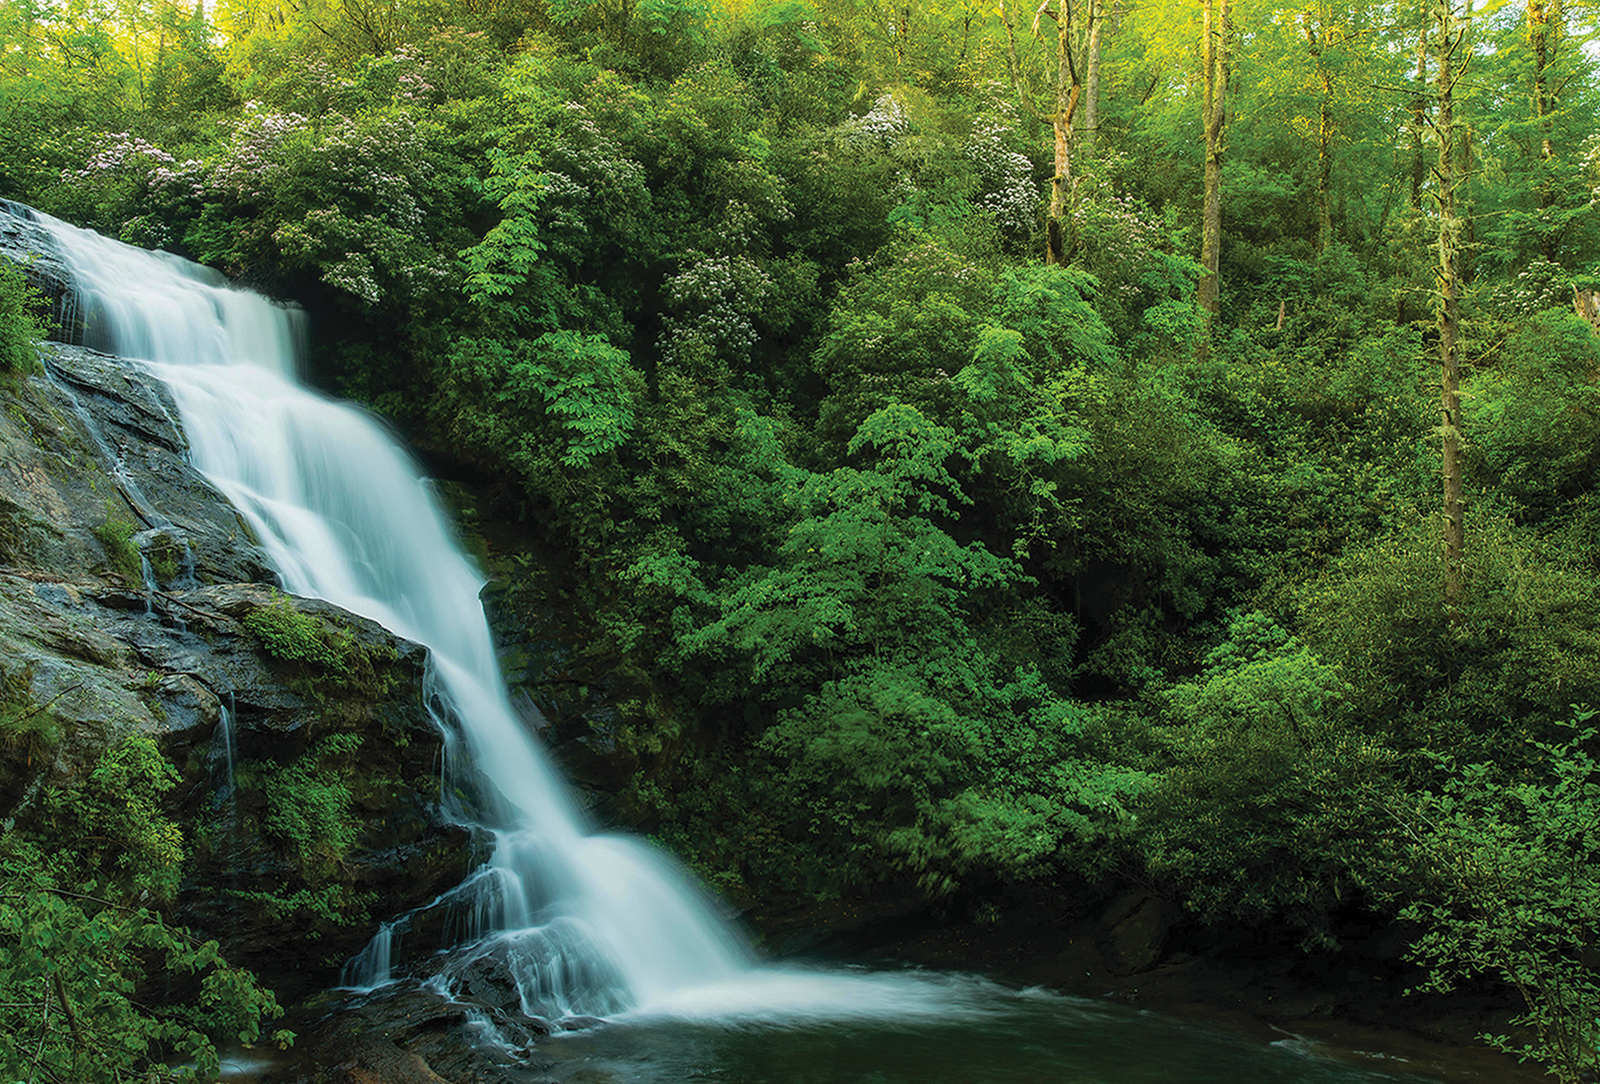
[0,321,471,1002]
[0,199,73,322]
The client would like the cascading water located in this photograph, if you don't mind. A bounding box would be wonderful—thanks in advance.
[24,205,972,1028]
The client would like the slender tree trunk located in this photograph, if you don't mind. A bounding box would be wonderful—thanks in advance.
[1049,112,1074,264]
[1529,0,1554,164]
[1303,14,1334,253]
[1409,16,1429,208]
[1199,0,1228,315]
[1528,0,1557,257]
[1435,0,1468,611]
[1000,0,1082,266]
[1081,0,1103,156]
[1047,0,1083,264]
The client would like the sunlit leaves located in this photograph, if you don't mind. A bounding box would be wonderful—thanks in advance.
[444,330,642,474]
[463,144,547,302]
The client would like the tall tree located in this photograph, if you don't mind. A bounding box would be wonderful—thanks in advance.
[1079,0,1105,155]
[999,0,1098,264]
[1198,0,1228,314]
[1430,0,1471,608]
[1296,1,1367,252]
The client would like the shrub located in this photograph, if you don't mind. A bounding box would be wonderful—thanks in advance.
[0,259,45,375]
[1394,718,1600,1084]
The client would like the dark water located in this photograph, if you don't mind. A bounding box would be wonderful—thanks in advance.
[512,986,1456,1084]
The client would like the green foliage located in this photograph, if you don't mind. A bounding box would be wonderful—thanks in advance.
[747,659,1142,898]
[1297,515,1600,751]
[0,735,287,1082]
[1395,718,1600,1083]
[1137,613,1395,942]
[0,260,44,376]
[443,331,642,471]
[813,237,995,449]
[92,512,143,585]
[1463,309,1600,521]
[45,735,186,902]
[245,595,353,672]
[254,733,364,879]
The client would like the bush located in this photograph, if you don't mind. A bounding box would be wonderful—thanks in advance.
[1394,717,1600,1084]
[0,259,44,375]
[1296,515,1600,753]
[0,735,289,1081]
[1136,613,1396,944]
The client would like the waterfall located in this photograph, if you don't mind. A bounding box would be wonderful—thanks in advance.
[25,208,969,1027]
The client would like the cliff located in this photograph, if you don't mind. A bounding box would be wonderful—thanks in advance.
[0,233,472,1003]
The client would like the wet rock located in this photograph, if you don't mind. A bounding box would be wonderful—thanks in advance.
[276,982,556,1084]
[0,297,470,1007]
[0,340,275,588]
[40,343,277,586]
[0,199,74,321]
[1097,890,1176,976]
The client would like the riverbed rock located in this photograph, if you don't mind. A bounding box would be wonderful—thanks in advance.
[274,979,566,1084]
[1097,890,1176,975]
[0,286,470,1004]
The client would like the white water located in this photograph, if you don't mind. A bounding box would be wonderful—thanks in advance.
[26,207,968,1025]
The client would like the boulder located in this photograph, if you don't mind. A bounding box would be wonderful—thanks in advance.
[1097,890,1176,976]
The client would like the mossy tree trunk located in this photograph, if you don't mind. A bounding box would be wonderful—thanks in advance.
[1433,0,1470,611]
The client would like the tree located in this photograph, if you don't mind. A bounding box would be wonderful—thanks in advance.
[999,0,1100,264]
[1198,0,1229,314]
[1430,0,1471,609]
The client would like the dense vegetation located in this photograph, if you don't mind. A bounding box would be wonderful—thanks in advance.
[4,0,1600,1076]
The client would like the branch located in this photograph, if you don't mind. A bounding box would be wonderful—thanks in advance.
[52,974,83,1060]
[999,0,1052,123]
[33,977,51,1072]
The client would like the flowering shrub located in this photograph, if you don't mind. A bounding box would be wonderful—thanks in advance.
[659,242,776,367]
[57,131,204,246]
[839,92,911,150]
[189,106,449,306]
[965,115,1038,247]
[1482,256,1574,321]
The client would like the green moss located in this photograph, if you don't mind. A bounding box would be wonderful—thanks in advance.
[234,883,375,930]
[92,512,142,584]
[245,595,354,672]
[146,531,182,584]
[244,593,397,715]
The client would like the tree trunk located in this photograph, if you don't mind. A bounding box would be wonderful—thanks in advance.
[1048,112,1074,264]
[1529,0,1554,164]
[1198,0,1228,315]
[1302,13,1334,253]
[1000,0,1083,266]
[1436,0,1468,611]
[1081,0,1103,156]
[1528,0,1557,257]
[1409,15,1428,209]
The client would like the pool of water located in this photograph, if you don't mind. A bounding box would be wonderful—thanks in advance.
[505,982,1471,1084]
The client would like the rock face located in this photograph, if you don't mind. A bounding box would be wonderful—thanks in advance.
[1096,889,1176,976]
[0,295,471,1001]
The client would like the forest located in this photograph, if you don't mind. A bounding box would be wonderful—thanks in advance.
[3,0,1600,1077]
